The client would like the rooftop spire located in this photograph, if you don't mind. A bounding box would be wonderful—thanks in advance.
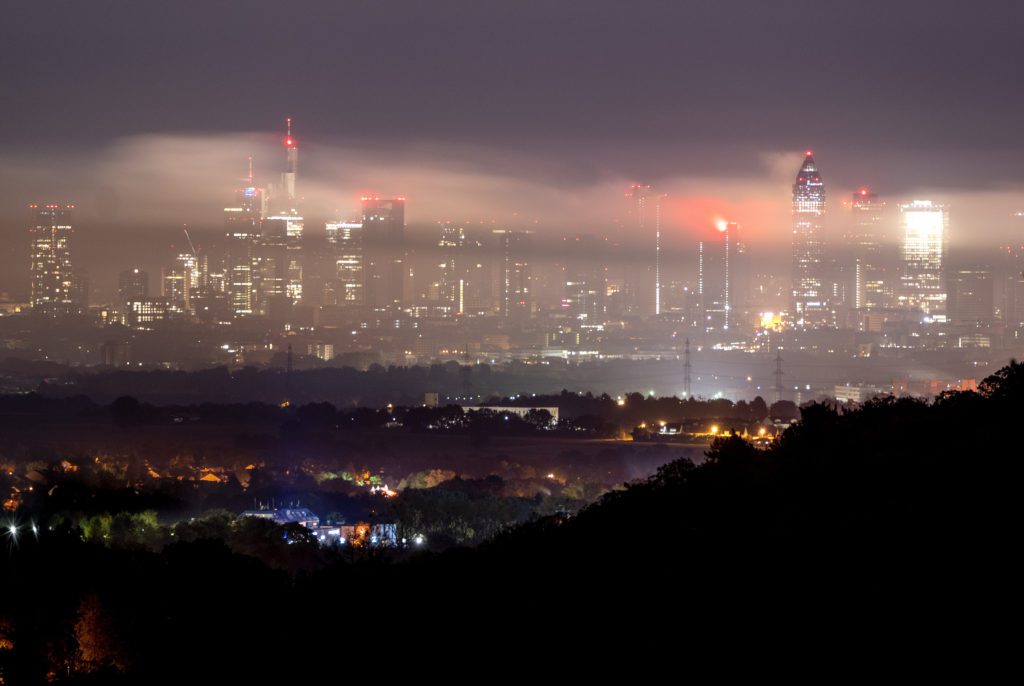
[284,117,296,149]
[796,150,821,184]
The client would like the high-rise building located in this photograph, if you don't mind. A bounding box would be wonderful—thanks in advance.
[118,268,149,303]
[161,252,197,316]
[947,268,994,327]
[324,219,364,306]
[493,229,533,320]
[627,184,663,316]
[699,221,743,332]
[437,223,466,315]
[563,234,605,327]
[258,120,303,308]
[848,188,890,310]
[361,197,406,310]
[161,267,189,315]
[995,238,1024,330]
[224,177,263,317]
[898,200,949,317]
[29,204,75,316]
[71,268,90,313]
[791,151,830,327]
[258,209,304,305]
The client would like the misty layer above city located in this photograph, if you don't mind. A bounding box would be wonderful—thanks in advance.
[4,1,1024,295]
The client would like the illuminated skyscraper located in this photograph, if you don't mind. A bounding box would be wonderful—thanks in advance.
[898,200,949,316]
[437,223,466,315]
[361,197,406,310]
[162,252,197,316]
[29,204,75,316]
[161,267,189,315]
[259,119,304,306]
[324,219,364,306]
[627,184,663,316]
[848,188,890,310]
[791,151,830,327]
[224,168,264,317]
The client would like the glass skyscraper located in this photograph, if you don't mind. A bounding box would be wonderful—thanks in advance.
[898,200,949,317]
[791,151,830,327]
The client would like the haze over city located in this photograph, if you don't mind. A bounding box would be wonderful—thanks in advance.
[3,1,1024,298]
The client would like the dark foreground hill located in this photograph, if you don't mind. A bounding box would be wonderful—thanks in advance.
[3,362,1022,681]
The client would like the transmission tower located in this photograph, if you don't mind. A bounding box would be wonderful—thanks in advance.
[683,338,692,398]
[773,349,784,404]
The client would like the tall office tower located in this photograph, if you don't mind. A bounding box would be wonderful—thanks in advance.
[259,208,304,304]
[164,253,197,315]
[437,223,466,315]
[178,252,199,298]
[260,120,304,305]
[161,268,189,315]
[947,268,994,327]
[361,196,406,310]
[224,173,264,317]
[29,204,75,316]
[118,268,149,302]
[71,268,90,313]
[699,221,742,332]
[898,200,949,317]
[324,219,364,306]
[563,234,605,326]
[848,188,890,310]
[492,229,533,320]
[626,184,663,316]
[791,151,830,327]
[452,232,488,316]
[995,240,1024,330]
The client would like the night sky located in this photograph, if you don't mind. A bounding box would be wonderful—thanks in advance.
[2,0,1024,297]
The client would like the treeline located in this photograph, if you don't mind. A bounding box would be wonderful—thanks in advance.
[0,392,794,434]
[4,362,1022,681]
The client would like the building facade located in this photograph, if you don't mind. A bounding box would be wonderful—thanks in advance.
[791,152,830,327]
[29,204,75,315]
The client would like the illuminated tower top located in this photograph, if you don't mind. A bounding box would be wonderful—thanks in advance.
[793,151,825,210]
[283,116,298,202]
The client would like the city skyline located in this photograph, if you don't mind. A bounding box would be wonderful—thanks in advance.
[8,134,1024,306]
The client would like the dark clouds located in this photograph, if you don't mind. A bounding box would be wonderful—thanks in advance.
[4,1,1024,162]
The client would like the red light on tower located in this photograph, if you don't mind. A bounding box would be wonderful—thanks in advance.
[859,187,869,196]
[804,149,813,157]
[284,116,295,148]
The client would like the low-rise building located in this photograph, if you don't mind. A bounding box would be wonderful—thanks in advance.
[239,507,320,529]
